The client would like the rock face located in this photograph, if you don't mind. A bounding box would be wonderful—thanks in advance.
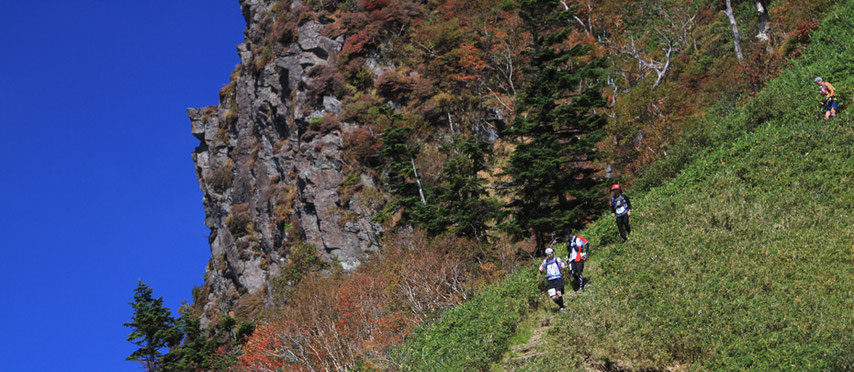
[188,0,381,321]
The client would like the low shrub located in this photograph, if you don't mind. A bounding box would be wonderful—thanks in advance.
[374,69,415,102]
[306,65,346,106]
[270,241,327,300]
[343,127,380,166]
[226,203,253,238]
[210,159,234,192]
[308,113,341,135]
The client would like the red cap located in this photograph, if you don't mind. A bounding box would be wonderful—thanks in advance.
[610,184,621,191]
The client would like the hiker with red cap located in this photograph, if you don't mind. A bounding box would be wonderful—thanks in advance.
[566,232,588,291]
[610,184,632,242]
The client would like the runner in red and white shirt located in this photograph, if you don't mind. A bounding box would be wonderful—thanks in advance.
[566,234,588,291]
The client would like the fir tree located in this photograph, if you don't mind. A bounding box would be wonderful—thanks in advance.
[160,312,252,371]
[501,0,607,249]
[427,135,501,240]
[375,106,426,224]
[381,125,421,200]
[124,281,182,371]
[378,113,501,240]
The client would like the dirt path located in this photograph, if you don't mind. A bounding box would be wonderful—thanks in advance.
[492,302,562,371]
[495,292,587,371]
[510,313,552,361]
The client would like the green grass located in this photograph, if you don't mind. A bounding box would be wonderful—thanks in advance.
[537,117,853,371]
[505,314,536,349]
[509,1,854,369]
[394,267,541,371]
[398,1,854,370]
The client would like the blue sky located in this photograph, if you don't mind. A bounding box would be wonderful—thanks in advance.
[0,1,244,370]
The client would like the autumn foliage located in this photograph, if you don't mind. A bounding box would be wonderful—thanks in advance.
[342,127,380,166]
[236,230,505,370]
[306,65,346,108]
[222,0,839,369]
[374,70,416,101]
[237,324,285,371]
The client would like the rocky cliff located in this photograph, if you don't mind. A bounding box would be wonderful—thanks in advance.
[188,0,382,320]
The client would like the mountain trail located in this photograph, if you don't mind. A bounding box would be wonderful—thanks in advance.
[495,309,554,371]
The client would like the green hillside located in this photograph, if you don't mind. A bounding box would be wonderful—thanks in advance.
[398,2,854,370]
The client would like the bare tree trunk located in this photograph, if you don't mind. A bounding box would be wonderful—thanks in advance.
[410,158,426,204]
[755,0,774,53]
[723,0,744,61]
[755,1,770,41]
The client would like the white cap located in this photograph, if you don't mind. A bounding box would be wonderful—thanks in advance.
[545,248,554,254]
[815,77,823,82]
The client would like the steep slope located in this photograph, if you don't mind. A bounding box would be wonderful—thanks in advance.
[400,2,854,369]
[507,113,852,371]
[180,0,851,367]
[183,0,832,329]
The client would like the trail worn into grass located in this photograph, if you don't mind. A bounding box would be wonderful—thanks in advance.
[494,307,555,371]
[510,316,549,359]
[495,291,588,371]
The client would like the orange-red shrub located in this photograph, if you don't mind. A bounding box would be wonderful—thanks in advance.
[306,65,346,106]
[375,70,415,102]
[235,229,500,371]
[343,127,380,166]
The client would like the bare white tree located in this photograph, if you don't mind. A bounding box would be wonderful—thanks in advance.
[723,0,744,61]
[560,0,595,35]
[595,2,696,89]
[410,158,426,204]
[755,0,771,42]
[483,36,519,114]
[755,0,776,53]
[599,36,674,89]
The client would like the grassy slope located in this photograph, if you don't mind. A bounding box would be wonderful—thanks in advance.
[395,267,542,371]
[399,1,854,370]
[536,118,853,370]
[507,2,854,369]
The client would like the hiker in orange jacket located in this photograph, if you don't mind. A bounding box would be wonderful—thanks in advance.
[815,77,838,119]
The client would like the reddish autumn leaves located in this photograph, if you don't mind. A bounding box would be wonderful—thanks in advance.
[236,231,488,371]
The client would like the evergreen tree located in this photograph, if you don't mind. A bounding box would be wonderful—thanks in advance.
[159,312,211,372]
[378,112,501,240]
[124,281,182,371]
[375,106,426,224]
[381,125,421,200]
[427,135,501,240]
[501,0,607,249]
[160,312,253,371]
